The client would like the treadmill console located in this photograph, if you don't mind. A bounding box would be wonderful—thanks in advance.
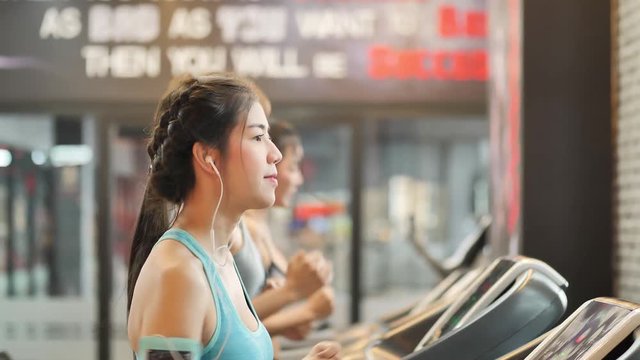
[440,259,515,334]
[415,256,567,352]
[369,256,568,360]
[527,298,640,360]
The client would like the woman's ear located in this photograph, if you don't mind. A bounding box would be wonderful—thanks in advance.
[192,142,220,174]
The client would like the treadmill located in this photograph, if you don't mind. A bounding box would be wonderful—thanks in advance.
[365,256,568,360]
[339,268,483,358]
[345,214,492,333]
[522,297,640,360]
[409,215,491,278]
[279,217,491,359]
[279,272,481,360]
[343,266,482,347]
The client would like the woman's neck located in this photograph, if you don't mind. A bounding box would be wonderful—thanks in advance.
[174,192,242,255]
[245,208,269,223]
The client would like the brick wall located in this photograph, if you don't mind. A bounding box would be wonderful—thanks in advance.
[615,0,640,301]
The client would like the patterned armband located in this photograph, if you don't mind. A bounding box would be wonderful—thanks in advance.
[138,336,202,360]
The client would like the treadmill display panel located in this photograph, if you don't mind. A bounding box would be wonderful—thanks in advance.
[533,301,630,359]
[440,258,515,334]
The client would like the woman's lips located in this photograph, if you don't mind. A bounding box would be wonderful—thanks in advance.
[264,175,278,186]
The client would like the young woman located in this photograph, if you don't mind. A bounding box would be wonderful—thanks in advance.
[126,74,340,360]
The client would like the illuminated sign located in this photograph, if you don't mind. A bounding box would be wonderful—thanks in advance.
[0,0,487,105]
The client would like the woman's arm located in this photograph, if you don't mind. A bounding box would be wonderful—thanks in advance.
[262,305,316,336]
[252,251,330,318]
[262,287,334,336]
[135,259,210,350]
[251,282,302,319]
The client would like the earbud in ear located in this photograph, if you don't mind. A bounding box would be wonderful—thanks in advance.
[205,155,221,178]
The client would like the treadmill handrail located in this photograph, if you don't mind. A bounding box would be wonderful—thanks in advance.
[525,297,640,360]
[408,269,469,317]
[365,298,452,360]
[409,215,491,277]
[415,256,568,351]
[440,215,492,270]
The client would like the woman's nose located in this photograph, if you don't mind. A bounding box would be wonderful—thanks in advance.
[268,141,282,165]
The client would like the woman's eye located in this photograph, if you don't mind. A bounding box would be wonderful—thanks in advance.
[254,134,264,141]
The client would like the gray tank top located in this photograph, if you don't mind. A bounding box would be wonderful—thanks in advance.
[233,221,267,298]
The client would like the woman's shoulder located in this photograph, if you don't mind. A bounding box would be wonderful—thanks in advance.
[130,239,211,344]
[143,240,210,301]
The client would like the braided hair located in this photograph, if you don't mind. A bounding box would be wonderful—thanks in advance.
[127,73,261,311]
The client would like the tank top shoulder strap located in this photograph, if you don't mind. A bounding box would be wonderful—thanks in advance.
[156,228,225,355]
[158,229,213,269]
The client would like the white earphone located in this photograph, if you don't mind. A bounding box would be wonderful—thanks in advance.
[205,156,221,178]
[205,155,232,266]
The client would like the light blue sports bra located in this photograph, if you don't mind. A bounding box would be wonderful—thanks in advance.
[137,228,273,360]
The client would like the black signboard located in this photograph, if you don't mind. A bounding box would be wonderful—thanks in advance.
[0,0,487,105]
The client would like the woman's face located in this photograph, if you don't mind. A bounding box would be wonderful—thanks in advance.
[274,142,304,208]
[221,101,282,211]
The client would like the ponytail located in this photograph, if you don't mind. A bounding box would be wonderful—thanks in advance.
[127,185,168,311]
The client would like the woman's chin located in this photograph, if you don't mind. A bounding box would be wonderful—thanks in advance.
[254,194,276,209]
